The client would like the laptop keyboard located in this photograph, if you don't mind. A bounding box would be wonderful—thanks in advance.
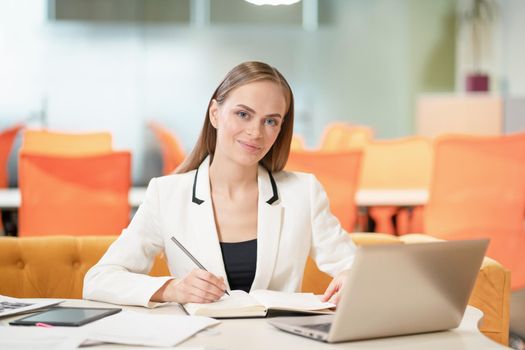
[0,301,33,315]
[302,322,332,333]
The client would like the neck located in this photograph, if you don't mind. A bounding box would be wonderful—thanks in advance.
[209,153,258,198]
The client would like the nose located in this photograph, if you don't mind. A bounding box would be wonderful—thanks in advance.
[246,120,262,138]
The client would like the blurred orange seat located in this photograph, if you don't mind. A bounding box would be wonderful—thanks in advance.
[21,129,112,156]
[286,150,362,233]
[359,136,433,234]
[0,124,23,188]
[290,134,306,151]
[149,122,186,175]
[425,133,525,291]
[18,151,131,237]
[319,122,373,151]
[286,150,362,298]
[0,124,23,233]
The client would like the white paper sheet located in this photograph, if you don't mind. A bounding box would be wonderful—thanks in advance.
[249,290,335,310]
[0,327,84,350]
[84,310,220,347]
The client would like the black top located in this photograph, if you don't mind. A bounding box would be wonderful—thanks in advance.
[219,239,257,293]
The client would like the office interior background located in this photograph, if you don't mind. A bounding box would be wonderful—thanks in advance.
[1,0,525,347]
[1,0,524,185]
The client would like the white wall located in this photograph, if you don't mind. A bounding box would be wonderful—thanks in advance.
[502,0,525,95]
[0,0,456,184]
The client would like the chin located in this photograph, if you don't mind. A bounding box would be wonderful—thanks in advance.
[234,152,266,168]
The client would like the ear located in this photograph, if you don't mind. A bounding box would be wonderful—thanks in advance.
[209,99,219,129]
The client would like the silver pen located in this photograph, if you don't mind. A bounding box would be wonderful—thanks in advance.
[170,236,230,296]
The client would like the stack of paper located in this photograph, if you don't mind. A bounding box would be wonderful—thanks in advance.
[1,310,219,349]
[84,310,220,347]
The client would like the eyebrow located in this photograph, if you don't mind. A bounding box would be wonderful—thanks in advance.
[236,104,282,119]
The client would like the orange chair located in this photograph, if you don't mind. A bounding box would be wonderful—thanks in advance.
[21,129,112,156]
[0,124,23,233]
[358,136,433,234]
[286,151,362,233]
[290,134,306,151]
[319,122,373,151]
[0,124,23,188]
[18,151,131,237]
[149,122,186,175]
[286,150,362,297]
[425,133,525,290]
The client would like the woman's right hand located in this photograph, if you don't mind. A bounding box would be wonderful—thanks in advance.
[151,269,227,304]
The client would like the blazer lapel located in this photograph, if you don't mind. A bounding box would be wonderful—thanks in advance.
[187,156,230,288]
[251,166,283,290]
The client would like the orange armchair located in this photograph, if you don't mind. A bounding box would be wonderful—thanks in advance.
[18,151,131,237]
[358,136,433,234]
[0,124,23,188]
[286,150,362,232]
[149,122,185,175]
[319,122,373,151]
[425,133,525,291]
[21,129,112,156]
[290,134,306,151]
[0,124,23,233]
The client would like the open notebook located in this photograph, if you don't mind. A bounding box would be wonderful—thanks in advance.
[182,290,335,318]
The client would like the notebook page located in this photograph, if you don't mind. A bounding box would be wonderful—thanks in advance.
[183,290,266,316]
[249,290,335,311]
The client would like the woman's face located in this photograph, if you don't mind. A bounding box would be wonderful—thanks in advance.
[209,80,287,168]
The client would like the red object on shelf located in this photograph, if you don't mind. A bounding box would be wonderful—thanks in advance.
[466,74,489,92]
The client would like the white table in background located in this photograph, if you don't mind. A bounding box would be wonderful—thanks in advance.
[0,188,429,209]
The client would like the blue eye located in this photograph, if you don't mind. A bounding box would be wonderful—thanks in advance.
[237,111,248,119]
[265,118,278,126]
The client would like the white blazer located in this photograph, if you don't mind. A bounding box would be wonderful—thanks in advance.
[83,156,356,307]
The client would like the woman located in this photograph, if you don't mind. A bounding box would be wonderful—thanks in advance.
[83,61,356,307]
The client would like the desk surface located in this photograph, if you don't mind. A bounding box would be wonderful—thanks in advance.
[0,187,429,209]
[0,299,507,349]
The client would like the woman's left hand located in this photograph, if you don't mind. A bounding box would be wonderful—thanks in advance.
[321,269,350,305]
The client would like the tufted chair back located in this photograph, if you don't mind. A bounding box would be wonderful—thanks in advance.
[0,236,169,299]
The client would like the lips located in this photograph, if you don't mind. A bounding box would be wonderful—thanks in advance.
[237,140,262,153]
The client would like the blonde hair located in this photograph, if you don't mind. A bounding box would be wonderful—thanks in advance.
[177,61,294,173]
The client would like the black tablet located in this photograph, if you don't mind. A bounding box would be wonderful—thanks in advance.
[9,306,121,327]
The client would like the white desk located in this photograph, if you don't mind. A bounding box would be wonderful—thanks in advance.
[0,299,507,349]
[0,187,429,210]
[355,188,428,207]
[0,188,147,210]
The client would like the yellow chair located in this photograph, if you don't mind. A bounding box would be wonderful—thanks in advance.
[149,122,186,175]
[358,136,433,234]
[21,129,112,156]
[319,122,373,151]
[0,236,168,299]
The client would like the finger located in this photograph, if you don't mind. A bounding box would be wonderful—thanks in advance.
[321,280,338,302]
[194,274,226,296]
[193,269,227,290]
[191,277,225,299]
[328,291,341,306]
[188,287,222,303]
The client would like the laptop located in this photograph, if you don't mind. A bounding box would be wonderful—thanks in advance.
[269,239,488,343]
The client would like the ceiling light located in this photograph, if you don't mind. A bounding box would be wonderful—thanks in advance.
[245,0,301,6]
